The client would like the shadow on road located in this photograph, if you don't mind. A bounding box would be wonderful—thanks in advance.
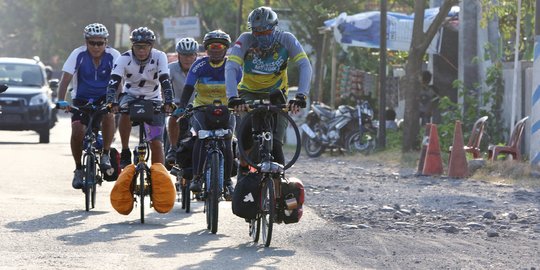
[140,231,296,269]
[0,141,40,145]
[5,210,107,232]
[57,220,168,246]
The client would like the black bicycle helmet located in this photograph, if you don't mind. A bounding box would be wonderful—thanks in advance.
[203,30,231,49]
[130,27,156,44]
[247,6,278,32]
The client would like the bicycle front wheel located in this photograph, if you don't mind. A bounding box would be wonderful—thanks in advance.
[139,171,145,224]
[83,153,96,212]
[205,152,220,234]
[261,176,275,247]
[181,177,191,213]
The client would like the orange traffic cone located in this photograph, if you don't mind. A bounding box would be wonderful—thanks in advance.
[417,123,432,174]
[422,124,444,175]
[448,121,469,178]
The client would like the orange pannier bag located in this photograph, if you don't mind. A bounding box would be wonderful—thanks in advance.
[150,163,175,213]
[110,164,135,215]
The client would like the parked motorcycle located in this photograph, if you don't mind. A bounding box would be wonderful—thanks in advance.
[300,94,376,157]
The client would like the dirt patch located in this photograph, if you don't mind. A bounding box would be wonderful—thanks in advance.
[288,153,540,269]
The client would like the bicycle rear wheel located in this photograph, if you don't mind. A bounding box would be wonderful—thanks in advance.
[249,217,261,243]
[260,176,275,247]
[205,152,220,234]
[83,153,96,211]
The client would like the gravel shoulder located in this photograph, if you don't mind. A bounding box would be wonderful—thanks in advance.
[287,153,540,269]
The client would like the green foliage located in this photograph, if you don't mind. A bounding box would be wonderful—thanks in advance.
[436,64,505,155]
[480,0,535,61]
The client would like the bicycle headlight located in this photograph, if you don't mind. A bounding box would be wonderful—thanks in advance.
[29,93,48,106]
[198,129,232,139]
[198,130,211,139]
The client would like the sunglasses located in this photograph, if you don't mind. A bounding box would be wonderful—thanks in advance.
[87,40,105,47]
[207,43,226,50]
[133,44,151,50]
[252,29,273,36]
[179,53,197,57]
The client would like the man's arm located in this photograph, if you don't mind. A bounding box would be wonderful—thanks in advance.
[57,72,73,101]
[282,32,312,96]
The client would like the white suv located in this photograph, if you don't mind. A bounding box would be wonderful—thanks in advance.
[0,57,58,143]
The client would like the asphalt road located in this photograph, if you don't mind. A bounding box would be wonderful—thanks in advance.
[0,115,354,270]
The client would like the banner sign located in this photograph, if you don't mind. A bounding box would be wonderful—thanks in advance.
[163,16,201,39]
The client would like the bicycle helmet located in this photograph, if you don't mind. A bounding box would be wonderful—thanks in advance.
[247,6,278,33]
[130,27,156,44]
[84,23,109,38]
[203,30,231,49]
[247,7,280,50]
[176,37,199,54]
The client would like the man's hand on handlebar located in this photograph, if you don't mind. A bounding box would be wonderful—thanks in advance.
[288,93,307,114]
[163,102,176,114]
[56,100,71,112]
[228,96,248,113]
[172,107,186,118]
[107,102,119,114]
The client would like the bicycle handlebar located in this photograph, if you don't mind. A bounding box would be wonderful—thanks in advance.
[56,102,110,116]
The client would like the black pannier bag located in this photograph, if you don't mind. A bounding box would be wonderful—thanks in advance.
[204,105,230,130]
[102,147,121,181]
[232,173,261,219]
[176,135,195,180]
[279,177,305,224]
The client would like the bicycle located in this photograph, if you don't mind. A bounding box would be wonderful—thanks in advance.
[59,101,109,211]
[170,134,195,213]
[120,99,163,224]
[179,101,234,234]
[235,100,302,247]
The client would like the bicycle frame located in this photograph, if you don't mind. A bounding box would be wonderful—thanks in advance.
[68,103,107,211]
[236,100,302,247]
[187,103,233,234]
[122,100,162,224]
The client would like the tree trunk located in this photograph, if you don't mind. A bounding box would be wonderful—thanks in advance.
[401,0,459,152]
[402,53,423,151]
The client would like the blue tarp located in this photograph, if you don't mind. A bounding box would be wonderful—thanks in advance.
[324,6,459,53]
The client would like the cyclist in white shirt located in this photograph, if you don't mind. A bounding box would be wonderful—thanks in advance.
[165,37,199,167]
[106,27,175,167]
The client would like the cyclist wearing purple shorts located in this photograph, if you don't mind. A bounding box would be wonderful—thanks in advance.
[106,27,175,167]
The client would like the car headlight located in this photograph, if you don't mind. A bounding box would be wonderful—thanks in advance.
[29,93,48,106]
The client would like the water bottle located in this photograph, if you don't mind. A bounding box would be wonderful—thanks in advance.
[94,131,103,150]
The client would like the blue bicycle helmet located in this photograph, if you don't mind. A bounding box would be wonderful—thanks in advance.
[247,6,278,33]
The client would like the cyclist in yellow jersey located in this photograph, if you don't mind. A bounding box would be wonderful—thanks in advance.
[225,6,312,174]
[177,30,241,196]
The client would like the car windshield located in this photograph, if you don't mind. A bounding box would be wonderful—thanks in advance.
[0,63,43,87]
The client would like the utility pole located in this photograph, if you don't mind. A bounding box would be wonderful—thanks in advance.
[378,0,387,148]
[530,0,540,168]
[236,0,243,39]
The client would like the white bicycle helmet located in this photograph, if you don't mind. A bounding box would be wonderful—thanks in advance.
[176,38,199,54]
[84,23,109,38]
